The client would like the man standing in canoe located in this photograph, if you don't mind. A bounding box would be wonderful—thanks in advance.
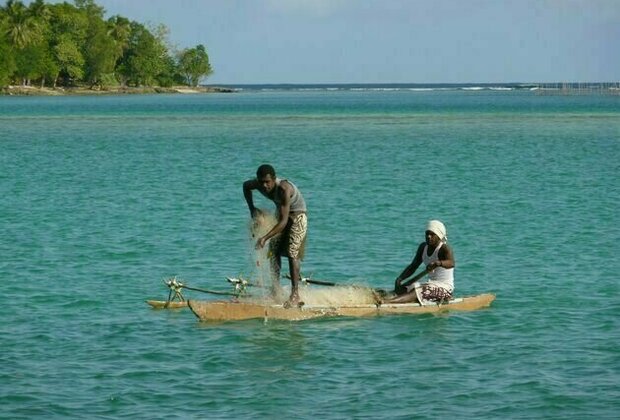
[243,164,308,308]
[387,220,455,304]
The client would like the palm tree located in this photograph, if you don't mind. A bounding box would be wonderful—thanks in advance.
[28,0,51,23]
[107,15,131,62]
[1,0,42,49]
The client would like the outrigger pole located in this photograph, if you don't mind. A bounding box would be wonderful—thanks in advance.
[163,277,240,306]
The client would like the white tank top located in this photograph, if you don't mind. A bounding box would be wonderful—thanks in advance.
[421,243,454,292]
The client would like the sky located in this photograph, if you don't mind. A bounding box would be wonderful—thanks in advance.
[58,0,620,84]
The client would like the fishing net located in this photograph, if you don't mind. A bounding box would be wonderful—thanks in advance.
[245,209,378,306]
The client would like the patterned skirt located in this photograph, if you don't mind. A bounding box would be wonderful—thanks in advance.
[269,213,307,260]
[413,282,453,305]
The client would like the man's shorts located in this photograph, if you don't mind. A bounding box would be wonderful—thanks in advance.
[270,213,307,260]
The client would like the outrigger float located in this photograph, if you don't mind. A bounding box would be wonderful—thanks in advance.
[147,276,495,321]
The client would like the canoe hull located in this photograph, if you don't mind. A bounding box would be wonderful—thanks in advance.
[187,293,495,322]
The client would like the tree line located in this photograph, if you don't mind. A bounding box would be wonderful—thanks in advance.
[0,0,213,89]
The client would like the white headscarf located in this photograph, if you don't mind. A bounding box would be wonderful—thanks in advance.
[426,220,447,243]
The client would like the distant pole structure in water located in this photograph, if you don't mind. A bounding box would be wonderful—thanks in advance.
[533,82,620,95]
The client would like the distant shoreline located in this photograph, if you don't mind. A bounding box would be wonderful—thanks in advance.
[3,83,618,96]
[1,85,236,96]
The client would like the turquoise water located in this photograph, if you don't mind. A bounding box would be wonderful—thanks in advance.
[1,90,619,419]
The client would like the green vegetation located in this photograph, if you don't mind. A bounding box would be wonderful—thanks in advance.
[0,0,213,91]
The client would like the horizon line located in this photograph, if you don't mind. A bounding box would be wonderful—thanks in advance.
[204,81,620,86]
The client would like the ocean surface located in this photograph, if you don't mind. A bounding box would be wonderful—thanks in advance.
[1,87,619,419]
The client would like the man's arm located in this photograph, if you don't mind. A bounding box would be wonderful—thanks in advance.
[243,179,259,217]
[256,182,292,248]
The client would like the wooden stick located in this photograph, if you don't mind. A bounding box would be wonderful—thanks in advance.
[406,268,429,284]
[396,268,430,294]
[303,278,338,287]
[180,284,239,297]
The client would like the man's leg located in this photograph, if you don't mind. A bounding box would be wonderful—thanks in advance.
[286,257,301,305]
[283,213,307,308]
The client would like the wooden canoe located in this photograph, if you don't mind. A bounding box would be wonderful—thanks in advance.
[146,300,188,309]
[187,293,495,322]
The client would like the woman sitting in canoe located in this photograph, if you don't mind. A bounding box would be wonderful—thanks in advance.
[386,220,454,304]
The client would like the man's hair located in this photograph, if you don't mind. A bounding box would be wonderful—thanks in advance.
[256,164,276,179]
